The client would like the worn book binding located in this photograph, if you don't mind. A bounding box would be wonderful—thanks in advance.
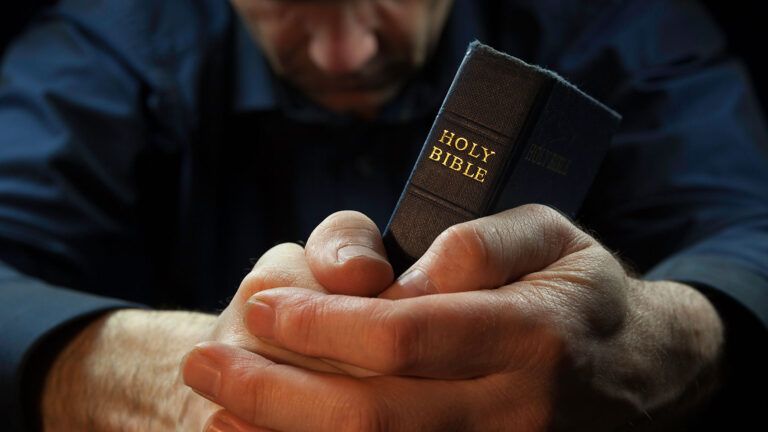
[382,41,621,275]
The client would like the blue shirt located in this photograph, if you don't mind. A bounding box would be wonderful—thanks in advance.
[1,0,767,430]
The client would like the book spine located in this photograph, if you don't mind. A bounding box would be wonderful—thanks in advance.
[383,41,620,275]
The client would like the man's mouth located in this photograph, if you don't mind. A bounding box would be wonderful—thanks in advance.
[281,59,413,95]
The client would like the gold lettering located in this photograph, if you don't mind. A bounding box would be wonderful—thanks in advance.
[438,129,455,146]
[449,155,464,171]
[462,161,475,178]
[548,154,571,175]
[428,131,500,182]
[474,167,488,183]
[481,147,496,163]
[525,145,570,176]
[454,137,469,151]
[442,151,453,166]
[429,146,443,161]
[468,142,481,158]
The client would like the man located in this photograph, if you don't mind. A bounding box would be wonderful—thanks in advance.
[1,0,766,431]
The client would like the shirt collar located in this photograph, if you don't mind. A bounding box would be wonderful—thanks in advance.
[231,0,485,122]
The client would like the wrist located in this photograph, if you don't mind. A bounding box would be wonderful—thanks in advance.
[624,279,725,415]
[41,309,216,432]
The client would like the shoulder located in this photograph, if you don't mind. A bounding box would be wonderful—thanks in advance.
[47,0,233,60]
[484,0,725,65]
[484,0,728,103]
[35,1,233,96]
[17,0,239,135]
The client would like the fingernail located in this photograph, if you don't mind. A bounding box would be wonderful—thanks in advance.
[395,268,436,297]
[183,348,221,400]
[337,244,385,264]
[245,297,275,339]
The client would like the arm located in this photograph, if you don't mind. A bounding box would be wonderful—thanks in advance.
[567,2,768,426]
[34,241,373,432]
[571,0,768,329]
[0,5,187,429]
[0,265,137,431]
[40,310,215,431]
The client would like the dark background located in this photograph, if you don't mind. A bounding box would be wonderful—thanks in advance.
[2,1,766,111]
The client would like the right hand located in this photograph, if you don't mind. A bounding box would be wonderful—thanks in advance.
[181,211,397,430]
[208,211,395,371]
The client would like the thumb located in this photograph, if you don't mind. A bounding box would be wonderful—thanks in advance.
[380,204,593,299]
[305,211,394,296]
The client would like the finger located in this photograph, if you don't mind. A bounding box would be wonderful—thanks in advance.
[236,242,326,304]
[245,287,554,378]
[205,410,274,432]
[380,204,595,299]
[183,342,471,432]
[224,243,342,372]
[305,210,394,297]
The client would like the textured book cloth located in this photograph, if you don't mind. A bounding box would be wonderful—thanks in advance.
[383,41,622,275]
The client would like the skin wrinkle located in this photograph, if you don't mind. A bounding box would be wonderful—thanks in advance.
[243,268,297,295]
[279,292,325,357]
[467,221,495,277]
[412,247,445,292]
[370,300,417,373]
[332,234,381,258]
[429,224,489,289]
[242,363,278,426]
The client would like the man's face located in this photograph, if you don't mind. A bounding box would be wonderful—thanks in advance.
[230,0,455,117]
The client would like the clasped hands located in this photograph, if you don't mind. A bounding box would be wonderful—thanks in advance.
[180,205,723,431]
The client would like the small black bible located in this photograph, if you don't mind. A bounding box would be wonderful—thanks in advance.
[382,41,621,275]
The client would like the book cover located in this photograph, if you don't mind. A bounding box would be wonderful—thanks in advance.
[382,41,621,275]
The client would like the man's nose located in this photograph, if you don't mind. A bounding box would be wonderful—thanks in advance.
[306,3,378,75]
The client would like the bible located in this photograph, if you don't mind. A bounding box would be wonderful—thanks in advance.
[382,41,621,275]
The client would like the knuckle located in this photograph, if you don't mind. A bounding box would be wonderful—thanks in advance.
[228,363,273,423]
[517,203,567,229]
[371,309,421,373]
[328,391,386,432]
[432,223,491,270]
[251,243,303,270]
[278,295,323,352]
[515,204,592,256]
[240,266,296,295]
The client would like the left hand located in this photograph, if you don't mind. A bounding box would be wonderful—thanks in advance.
[183,205,724,431]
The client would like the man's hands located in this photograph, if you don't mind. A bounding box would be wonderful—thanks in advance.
[182,205,724,431]
[39,214,395,432]
[198,215,396,378]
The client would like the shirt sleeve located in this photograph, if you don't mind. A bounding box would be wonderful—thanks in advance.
[573,0,768,331]
[0,263,138,432]
[570,2,768,426]
[0,12,161,431]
